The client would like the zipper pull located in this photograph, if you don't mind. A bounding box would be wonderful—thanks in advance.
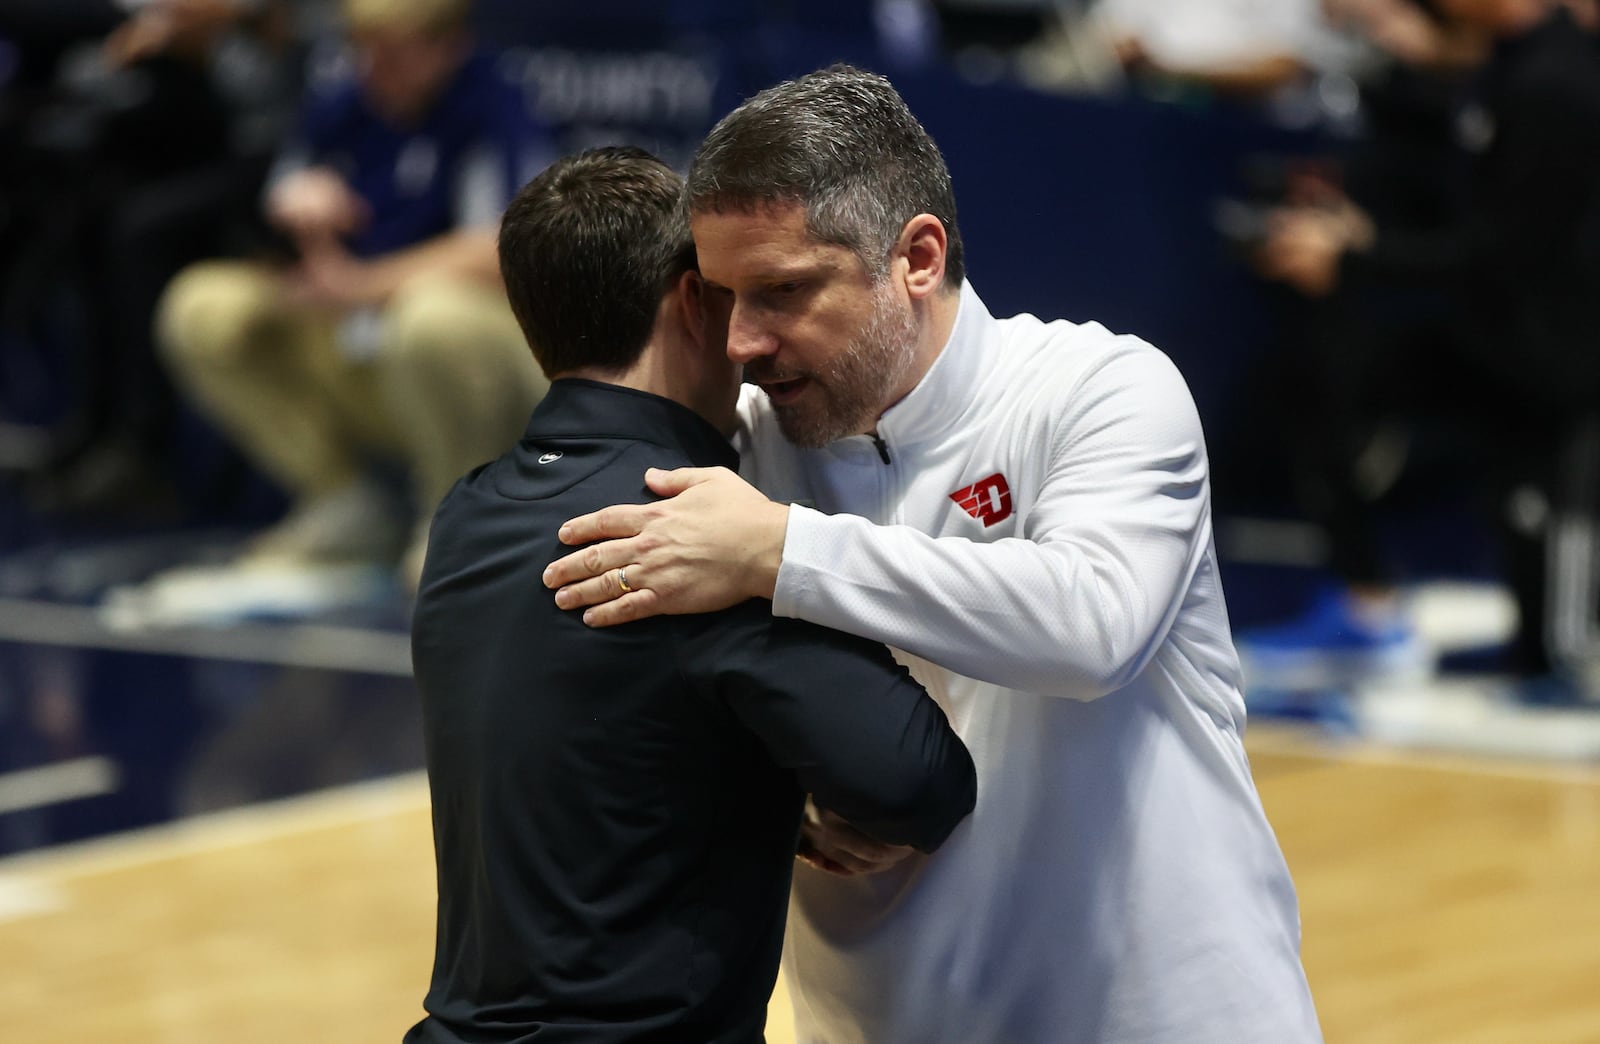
[870,431,891,465]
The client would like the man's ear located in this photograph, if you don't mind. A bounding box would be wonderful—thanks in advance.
[898,214,948,301]
[675,270,706,349]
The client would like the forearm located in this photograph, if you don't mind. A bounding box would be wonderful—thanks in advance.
[772,344,1211,696]
[775,501,1205,698]
[362,228,501,301]
[1167,55,1307,96]
[798,673,977,853]
[696,610,976,854]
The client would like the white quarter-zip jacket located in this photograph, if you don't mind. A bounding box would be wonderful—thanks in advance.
[735,281,1321,1044]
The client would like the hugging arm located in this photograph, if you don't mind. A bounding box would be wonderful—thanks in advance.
[551,348,1212,698]
[681,604,975,855]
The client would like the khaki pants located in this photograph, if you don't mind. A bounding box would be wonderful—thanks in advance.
[157,261,548,518]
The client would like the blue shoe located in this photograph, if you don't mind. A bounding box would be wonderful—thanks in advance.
[1511,671,1594,707]
[1237,588,1431,693]
[1242,686,1360,732]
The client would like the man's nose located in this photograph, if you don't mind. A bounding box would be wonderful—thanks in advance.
[725,303,776,365]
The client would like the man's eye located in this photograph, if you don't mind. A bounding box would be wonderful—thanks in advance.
[772,282,802,295]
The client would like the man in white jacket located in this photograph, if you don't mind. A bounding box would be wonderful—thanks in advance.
[542,64,1321,1044]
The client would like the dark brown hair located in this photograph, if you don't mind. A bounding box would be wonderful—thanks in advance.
[686,64,964,286]
[499,146,696,376]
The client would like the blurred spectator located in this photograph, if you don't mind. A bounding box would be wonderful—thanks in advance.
[0,1,122,88]
[1092,0,1339,98]
[1318,0,1487,217]
[1247,0,1600,697]
[0,0,325,517]
[155,0,551,590]
[1324,0,1489,68]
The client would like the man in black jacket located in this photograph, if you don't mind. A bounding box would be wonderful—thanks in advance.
[404,146,976,1044]
[1252,0,1600,691]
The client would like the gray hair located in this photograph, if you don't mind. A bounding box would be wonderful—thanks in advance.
[685,64,964,285]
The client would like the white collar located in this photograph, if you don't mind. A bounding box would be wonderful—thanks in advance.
[872,279,993,453]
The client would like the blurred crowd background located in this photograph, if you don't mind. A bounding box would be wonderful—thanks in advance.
[1,0,1598,854]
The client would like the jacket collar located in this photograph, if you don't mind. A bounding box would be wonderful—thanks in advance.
[524,378,738,469]
[870,280,995,453]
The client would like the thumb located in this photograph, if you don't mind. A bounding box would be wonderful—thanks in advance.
[645,466,725,496]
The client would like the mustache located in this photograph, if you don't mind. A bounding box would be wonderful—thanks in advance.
[743,361,807,384]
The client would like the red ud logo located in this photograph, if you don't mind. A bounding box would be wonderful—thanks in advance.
[950,473,1013,528]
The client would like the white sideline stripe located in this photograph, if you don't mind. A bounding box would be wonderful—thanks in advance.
[3,732,1596,893]
[1247,725,1600,787]
[0,771,430,881]
[0,875,68,924]
[0,598,413,677]
[0,758,119,816]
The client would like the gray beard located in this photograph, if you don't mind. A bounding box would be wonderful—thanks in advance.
[771,283,920,449]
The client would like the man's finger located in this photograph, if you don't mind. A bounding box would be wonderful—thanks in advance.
[825,836,904,867]
[557,502,653,547]
[553,566,628,611]
[797,849,855,876]
[543,538,637,590]
[644,465,729,497]
[807,810,914,870]
[580,591,662,628]
[823,847,885,874]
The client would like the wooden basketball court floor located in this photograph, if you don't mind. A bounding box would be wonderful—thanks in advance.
[1,723,1597,1043]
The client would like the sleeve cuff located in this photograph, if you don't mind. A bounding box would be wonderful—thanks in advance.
[772,502,825,620]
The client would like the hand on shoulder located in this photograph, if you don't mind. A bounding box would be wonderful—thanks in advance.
[543,466,789,627]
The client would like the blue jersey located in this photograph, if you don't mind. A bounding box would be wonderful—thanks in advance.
[289,49,548,257]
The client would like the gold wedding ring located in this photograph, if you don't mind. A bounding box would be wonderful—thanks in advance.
[617,567,633,594]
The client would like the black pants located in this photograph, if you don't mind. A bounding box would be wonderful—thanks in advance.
[1277,269,1590,677]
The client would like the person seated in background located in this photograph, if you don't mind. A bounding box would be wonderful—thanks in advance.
[156,0,550,589]
[1322,0,1489,69]
[1248,0,1600,699]
[1091,0,1338,98]
[406,146,975,1043]
[1005,0,1460,103]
